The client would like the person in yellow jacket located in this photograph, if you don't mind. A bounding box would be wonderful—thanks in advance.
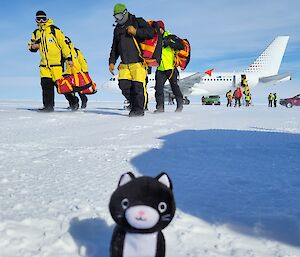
[28,10,78,112]
[154,20,184,113]
[226,90,233,107]
[245,93,251,107]
[64,36,89,109]
[268,93,274,107]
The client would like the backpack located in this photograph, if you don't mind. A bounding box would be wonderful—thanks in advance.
[133,20,162,67]
[174,38,191,70]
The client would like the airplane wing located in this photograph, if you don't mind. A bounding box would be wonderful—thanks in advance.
[164,72,202,97]
[259,72,292,84]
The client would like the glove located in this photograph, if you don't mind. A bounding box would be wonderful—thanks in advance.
[109,63,115,75]
[163,38,171,47]
[127,25,137,36]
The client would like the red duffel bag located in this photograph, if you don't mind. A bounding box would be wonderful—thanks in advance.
[56,74,74,94]
[56,66,93,94]
[80,81,97,95]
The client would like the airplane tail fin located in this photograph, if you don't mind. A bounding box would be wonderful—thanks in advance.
[244,36,289,75]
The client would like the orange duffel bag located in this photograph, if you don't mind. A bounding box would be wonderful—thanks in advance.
[56,66,93,94]
[133,20,162,67]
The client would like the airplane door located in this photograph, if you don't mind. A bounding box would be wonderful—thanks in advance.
[232,75,236,88]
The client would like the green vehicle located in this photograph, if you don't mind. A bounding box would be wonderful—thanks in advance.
[202,95,221,105]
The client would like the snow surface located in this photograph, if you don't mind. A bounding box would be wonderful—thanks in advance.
[0,100,300,257]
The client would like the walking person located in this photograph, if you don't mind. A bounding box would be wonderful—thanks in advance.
[64,36,89,109]
[154,20,184,113]
[28,11,78,112]
[108,3,155,117]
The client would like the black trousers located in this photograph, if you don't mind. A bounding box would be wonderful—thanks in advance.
[155,69,183,109]
[268,100,273,107]
[227,99,232,107]
[79,93,88,103]
[234,98,241,107]
[119,79,145,112]
[64,93,79,106]
[41,77,55,108]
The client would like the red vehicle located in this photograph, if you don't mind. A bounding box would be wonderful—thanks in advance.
[280,94,300,108]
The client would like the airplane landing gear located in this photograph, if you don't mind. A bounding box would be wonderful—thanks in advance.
[183,96,190,105]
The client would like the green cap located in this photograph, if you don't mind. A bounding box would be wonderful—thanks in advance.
[114,3,126,15]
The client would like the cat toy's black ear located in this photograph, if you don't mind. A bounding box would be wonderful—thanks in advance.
[156,172,173,190]
[118,172,135,187]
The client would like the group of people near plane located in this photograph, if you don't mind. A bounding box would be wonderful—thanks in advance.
[268,93,278,107]
[225,76,252,107]
[28,4,185,116]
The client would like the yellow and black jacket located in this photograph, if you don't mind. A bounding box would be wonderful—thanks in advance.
[64,42,88,75]
[29,19,71,68]
[109,13,155,65]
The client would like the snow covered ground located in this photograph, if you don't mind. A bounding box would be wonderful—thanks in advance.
[0,100,300,257]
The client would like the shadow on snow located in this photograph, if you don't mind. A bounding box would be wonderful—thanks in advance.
[131,129,300,247]
[69,217,112,257]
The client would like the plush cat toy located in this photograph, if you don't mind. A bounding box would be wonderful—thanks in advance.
[109,172,176,257]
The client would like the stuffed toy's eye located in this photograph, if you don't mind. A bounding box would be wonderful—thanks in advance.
[158,202,167,213]
[121,198,129,209]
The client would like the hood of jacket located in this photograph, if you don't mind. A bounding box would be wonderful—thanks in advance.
[37,18,54,30]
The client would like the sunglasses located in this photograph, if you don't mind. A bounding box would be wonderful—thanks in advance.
[35,16,47,23]
[114,9,127,21]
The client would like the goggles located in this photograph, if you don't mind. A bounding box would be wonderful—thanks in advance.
[114,9,127,21]
[65,37,71,44]
[35,16,47,23]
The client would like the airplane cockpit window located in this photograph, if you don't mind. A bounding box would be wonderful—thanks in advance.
[110,78,116,81]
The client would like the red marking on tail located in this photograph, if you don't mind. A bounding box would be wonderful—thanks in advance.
[205,68,214,76]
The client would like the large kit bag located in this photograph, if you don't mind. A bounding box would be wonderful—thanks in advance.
[174,39,191,70]
[133,20,163,67]
[80,81,97,95]
[56,66,93,94]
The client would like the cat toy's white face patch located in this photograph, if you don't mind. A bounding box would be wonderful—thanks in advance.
[125,205,159,229]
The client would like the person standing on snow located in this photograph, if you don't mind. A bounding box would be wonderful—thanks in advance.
[234,87,242,107]
[154,20,184,113]
[268,93,274,107]
[28,10,79,112]
[64,36,89,109]
[273,93,278,108]
[226,90,233,107]
[109,3,155,117]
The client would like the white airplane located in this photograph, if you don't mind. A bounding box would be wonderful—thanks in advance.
[103,36,291,103]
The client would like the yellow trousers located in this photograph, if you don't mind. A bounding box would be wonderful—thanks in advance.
[40,65,63,82]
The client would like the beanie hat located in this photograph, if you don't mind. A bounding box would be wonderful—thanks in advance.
[157,20,165,30]
[36,10,47,18]
[114,3,127,15]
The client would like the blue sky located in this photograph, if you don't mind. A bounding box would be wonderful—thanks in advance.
[0,0,299,102]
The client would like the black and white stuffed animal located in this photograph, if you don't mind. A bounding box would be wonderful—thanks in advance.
[109,172,176,257]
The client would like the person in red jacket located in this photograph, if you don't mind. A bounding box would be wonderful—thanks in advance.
[234,87,242,107]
